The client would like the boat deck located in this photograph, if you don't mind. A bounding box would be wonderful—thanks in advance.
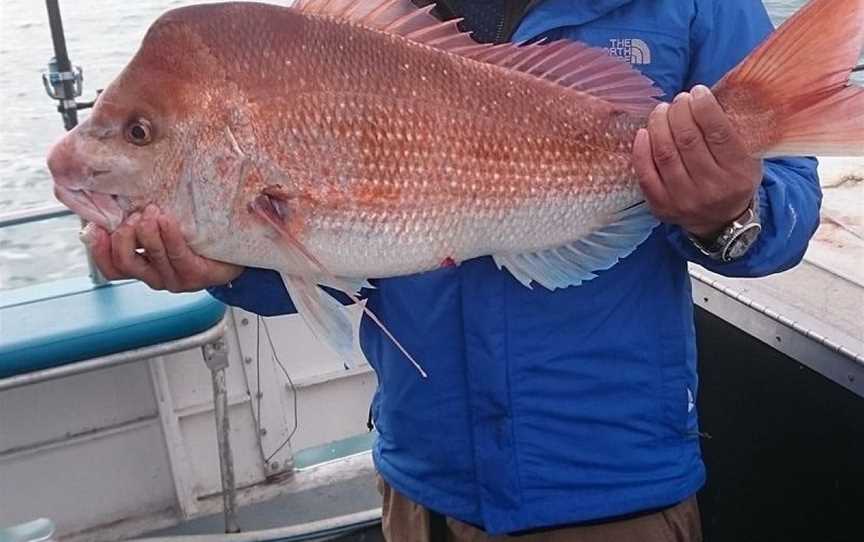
[138,467,381,540]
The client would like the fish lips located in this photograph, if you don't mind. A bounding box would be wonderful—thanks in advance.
[54,185,126,232]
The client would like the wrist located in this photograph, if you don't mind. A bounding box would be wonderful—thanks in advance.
[221,266,245,288]
[686,196,761,262]
[206,266,245,290]
[685,200,753,240]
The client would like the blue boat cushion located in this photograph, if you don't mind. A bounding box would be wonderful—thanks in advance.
[0,278,226,378]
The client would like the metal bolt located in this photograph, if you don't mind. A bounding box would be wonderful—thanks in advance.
[241,317,250,326]
[270,461,280,470]
[260,427,268,436]
[244,356,253,364]
[849,374,856,383]
[256,391,264,399]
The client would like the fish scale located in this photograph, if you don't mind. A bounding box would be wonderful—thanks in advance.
[267,89,641,276]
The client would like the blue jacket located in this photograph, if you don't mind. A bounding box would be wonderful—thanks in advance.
[209,0,821,534]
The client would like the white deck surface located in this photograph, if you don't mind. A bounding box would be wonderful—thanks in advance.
[807,157,864,286]
[691,157,864,393]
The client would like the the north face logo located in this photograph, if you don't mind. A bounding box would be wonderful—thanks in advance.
[606,38,652,65]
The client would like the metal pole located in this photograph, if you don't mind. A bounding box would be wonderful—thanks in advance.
[43,0,106,285]
[203,339,241,534]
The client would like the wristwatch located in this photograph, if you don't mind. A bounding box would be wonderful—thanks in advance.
[687,197,761,262]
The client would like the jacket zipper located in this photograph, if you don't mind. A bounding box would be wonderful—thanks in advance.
[431,0,535,44]
[495,0,535,43]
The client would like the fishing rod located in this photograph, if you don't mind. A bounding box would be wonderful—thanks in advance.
[42,0,99,129]
[42,0,106,285]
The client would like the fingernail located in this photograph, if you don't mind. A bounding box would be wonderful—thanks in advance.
[127,213,141,226]
[673,92,689,103]
[144,204,158,218]
[692,85,710,98]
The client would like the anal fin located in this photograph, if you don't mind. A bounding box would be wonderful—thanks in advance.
[494,202,658,290]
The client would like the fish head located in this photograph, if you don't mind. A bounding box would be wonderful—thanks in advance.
[47,7,234,235]
[48,90,175,232]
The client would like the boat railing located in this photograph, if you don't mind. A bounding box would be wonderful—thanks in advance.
[0,204,73,229]
[0,203,106,286]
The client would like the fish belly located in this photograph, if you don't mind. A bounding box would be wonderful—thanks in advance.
[299,172,643,278]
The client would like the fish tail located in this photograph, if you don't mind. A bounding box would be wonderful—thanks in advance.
[712,0,864,157]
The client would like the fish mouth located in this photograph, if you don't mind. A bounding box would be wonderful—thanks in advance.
[54,185,128,231]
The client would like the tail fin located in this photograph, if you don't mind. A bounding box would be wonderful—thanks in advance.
[712,0,864,157]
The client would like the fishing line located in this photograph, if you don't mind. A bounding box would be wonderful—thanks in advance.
[262,316,300,464]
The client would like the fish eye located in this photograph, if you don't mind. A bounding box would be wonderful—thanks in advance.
[125,119,152,146]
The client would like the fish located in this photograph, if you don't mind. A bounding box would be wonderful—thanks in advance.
[47,0,864,374]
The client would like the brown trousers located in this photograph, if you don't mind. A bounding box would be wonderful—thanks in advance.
[378,476,702,542]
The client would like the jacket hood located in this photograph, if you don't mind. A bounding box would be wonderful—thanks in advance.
[515,0,635,41]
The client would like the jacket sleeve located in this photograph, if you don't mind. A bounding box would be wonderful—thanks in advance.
[663,0,822,277]
[207,268,298,316]
[207,267,357,316]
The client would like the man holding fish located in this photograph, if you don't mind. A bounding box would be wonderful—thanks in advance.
[49,0,863,540]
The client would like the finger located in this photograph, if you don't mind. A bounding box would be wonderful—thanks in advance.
[111,214,164,289]
[85,224,124,280]
[157,213,200,277]
[632,128,672,220]
[689,85,751,167]
[136,205,180,291]
[667,92,721,183]
[647,102,692,196]
[159,213,243,287]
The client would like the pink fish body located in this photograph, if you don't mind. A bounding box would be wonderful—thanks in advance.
[48,0,864,370]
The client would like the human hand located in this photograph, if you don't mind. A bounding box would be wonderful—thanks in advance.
[85,204,243,292]
[632,84,762,240]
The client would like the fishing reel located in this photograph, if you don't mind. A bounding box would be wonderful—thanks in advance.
[42,57,100,127]
[42,57,84,105]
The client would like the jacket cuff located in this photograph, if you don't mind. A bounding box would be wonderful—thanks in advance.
[664,184,771,270]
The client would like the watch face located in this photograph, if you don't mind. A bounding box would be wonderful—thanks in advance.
[724,224,762,261]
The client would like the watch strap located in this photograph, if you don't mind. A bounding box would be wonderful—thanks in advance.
[687,195,761,262]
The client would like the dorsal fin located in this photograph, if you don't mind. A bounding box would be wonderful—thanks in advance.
[293,0,662,115]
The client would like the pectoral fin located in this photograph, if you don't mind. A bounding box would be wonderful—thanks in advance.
[317,276,375,294]
[280,273,358,367]
[251,193,426,377]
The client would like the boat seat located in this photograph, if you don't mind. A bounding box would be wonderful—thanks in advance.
[0,277,240,532]
[0,277,226,379]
